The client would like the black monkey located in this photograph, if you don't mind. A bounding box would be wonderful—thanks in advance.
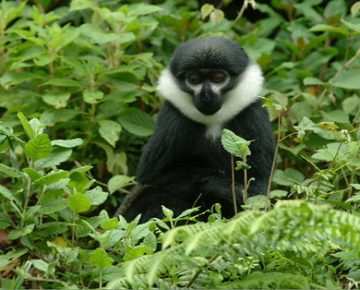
[121,37,275,222]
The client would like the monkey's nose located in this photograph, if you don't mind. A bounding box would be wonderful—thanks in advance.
[200,92,212,104]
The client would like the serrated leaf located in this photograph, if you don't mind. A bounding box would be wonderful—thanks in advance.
[29,118,43,136]
[17,112,35,139]
[68,193,91,213]
[108,175,135,194]
[33,171,69,186]
[99,120,122,147]
[86,186,108,206]
[42,92,71,108]
[221,129,251,158]
[69,171,91,193]
[34,149,72,169]
[118,109,155,137]
[89,248,113,268]
[0,163,21,178]
[83,90,104,104]
[24,134,52,161]
[51,138,83,148]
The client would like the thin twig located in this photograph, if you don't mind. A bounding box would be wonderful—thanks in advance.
[231,155,238,214]
[187,255,220,288]
[266,112,282,197]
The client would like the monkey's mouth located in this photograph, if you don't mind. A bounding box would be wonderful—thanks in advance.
[196,105,221,115]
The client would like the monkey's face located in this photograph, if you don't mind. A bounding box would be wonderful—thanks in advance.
[184,69,230,115]
[157,37,263,127]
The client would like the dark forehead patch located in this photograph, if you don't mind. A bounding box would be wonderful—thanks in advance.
[170,37,249,77]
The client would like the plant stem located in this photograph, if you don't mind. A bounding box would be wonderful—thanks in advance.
[187,255,220,288]
[243,166,248,204]
[231,155,238,214]
[267,112,282,198]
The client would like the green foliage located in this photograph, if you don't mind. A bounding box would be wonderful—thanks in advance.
[0,0,360,288]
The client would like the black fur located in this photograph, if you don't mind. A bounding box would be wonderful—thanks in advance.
[121,38,275,222]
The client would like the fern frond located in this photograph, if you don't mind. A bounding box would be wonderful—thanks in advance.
[116,201,360,288]
[221,271,311,289]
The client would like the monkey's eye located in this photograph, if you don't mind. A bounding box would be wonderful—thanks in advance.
[209,71,227,84]
[186,72,203,85]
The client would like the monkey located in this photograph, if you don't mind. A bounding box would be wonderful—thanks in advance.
[120,37,275,222]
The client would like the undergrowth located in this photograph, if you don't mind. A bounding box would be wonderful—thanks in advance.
[0,0,359,288]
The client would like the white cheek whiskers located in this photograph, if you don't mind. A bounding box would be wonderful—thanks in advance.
[157,63,264,139]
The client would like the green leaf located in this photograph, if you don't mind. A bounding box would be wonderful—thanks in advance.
[32,259,49,273]
[80,24,135,44]
[42,92,71,108]
[34,149,72,169]
[341,19,360,34]
[273,169,305,186]
[68,193,91,213]
[269,190,288,198]
[303,77,326,86]
[330,69,360,89]
[83,90,104,104]
[0,163,21,178]
[0,184,15,201]
[351,2,360,16]
[101,218,119,231]
[17,112,35,139]
[118,109,155,137]
[69,171,91,193]
[51,138,83,148]
[8,224,35,240]
[108,175,135,194]
[24,134,52,161]
[309,24,350,36]
[127,3,163,16]
[70,0,96,11]
[162,206,174,219]
[43,78,82,87]
[322,110,349,124]
[342,96,360,115]
[33,171,69,186]
[89,248,113,269]
[201,4,214,19]
[99,120,122,147]
[221,129,251,159]
[86,186,108,206]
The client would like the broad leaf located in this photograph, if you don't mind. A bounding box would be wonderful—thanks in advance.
[24,134,52,161]
[99,120,122,147]
[68,193,91,213]
[89,248,113,268]
[118,109,155,137]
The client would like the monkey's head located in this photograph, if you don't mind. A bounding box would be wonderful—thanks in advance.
[158,37,264,126]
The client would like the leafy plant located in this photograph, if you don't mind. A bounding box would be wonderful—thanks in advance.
[1,0,360,288]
